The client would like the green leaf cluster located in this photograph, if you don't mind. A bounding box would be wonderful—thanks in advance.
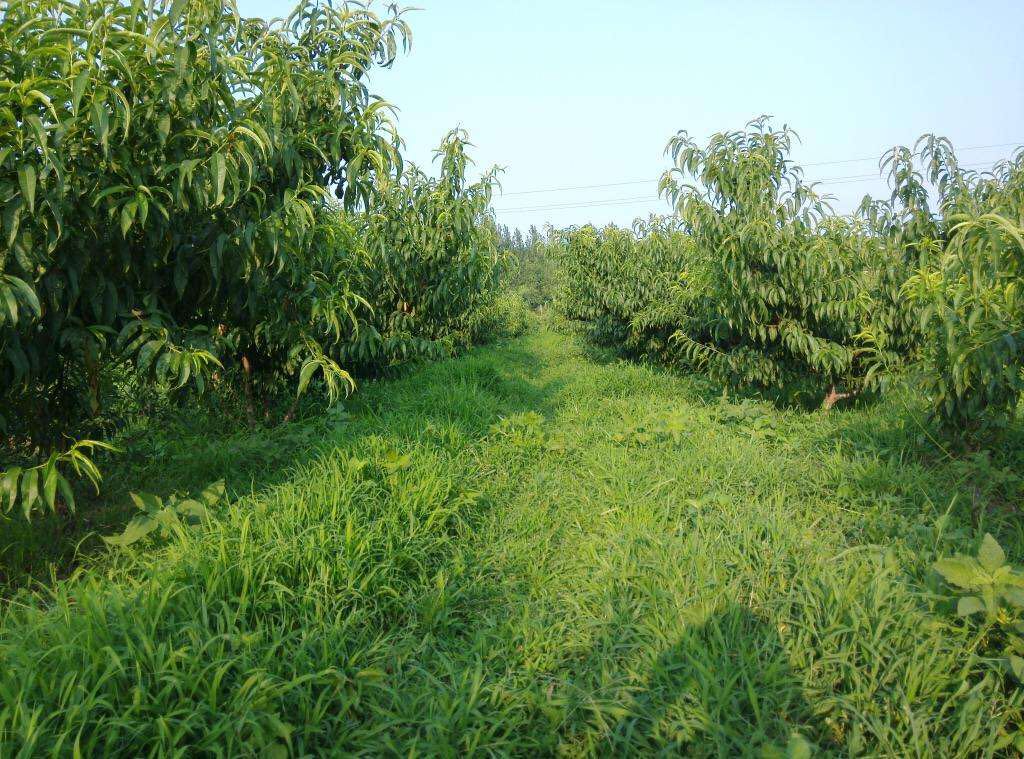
[934,534,1024,683]
[659,117,913,401]
[1,2,505,518]
[103,479,223,547]
[880,136,1024,441]
[555,119,917,405]
[339,130,505,371]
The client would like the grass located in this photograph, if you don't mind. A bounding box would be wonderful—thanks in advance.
[2,318,1023,755]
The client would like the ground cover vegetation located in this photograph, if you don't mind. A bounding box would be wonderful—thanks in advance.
[2,0,1024,753]
[1,325,1023,755]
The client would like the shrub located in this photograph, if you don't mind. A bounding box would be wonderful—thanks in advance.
[555,217,697,361]
[469,289,532,343]
[0,1,505,517]
[0,0,411,512]
[557,119,915,407]
[659,117,908,404]
[504,231,560,309]
[874,137,1024,441]
[338,129,503,371]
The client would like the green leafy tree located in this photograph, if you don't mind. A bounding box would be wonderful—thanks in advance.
[659,117,906,404]
[0,0,410,515]
[555,217,698,360]
[875,136,1024,441]
[338,130,504,372]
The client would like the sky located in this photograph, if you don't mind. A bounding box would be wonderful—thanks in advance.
[236,0,1024,232]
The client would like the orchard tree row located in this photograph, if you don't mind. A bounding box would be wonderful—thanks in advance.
[0,0,519,519]
[556,117,1024,442]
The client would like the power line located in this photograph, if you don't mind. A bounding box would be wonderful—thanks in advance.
[502,179,656,196]
[497,195,662,213]
[813,158,994,185]
[497,141,1022,197]
[499,198,662,215]
[493,159,1002,214]
[803,142,1020,168]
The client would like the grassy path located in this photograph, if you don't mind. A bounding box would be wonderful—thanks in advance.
[2,323,1022,756]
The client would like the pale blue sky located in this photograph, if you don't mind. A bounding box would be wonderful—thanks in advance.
[239,0,1024,230]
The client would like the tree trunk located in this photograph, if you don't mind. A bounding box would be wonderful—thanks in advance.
[241,354,256,427]
[822,385,853,411]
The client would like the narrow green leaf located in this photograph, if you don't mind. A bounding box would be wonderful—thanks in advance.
[57,474,76,512]
[297,360,318,397]
[18,165,36,214]
[1,467,21,512]
[212,153,226,205]
[21,468,39,520]
[42,466,58,512]
[103,514,158,546]
[71,68,90,115]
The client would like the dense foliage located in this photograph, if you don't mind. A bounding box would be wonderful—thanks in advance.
[1,0,511,519]
[2,0,407,421]
[496,223,559,309]
[556,216,695,360]
[866,138,1024,440]
[341,131,505,373]
[557,118,916,407]
[556,118,1024,434]
[659,118,915,402]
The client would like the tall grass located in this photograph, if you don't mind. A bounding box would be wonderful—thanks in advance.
[1,320,1022,755]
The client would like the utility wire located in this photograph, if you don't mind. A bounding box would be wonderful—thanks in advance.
[494,159,1000,213]
[802,142,1020,167]
[497,195,662,213]
[498,199,661,215]
[498,142,1022,197]
[812,158,994,186]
